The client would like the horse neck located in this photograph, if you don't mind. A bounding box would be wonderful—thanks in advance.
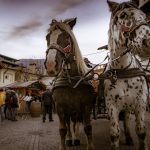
[59,58,82,78]
[59,41,88,77]
[68,60,82,76]
[66,45,88,76]
[109,48,138,69]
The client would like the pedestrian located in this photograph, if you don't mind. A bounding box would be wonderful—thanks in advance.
[5,90,19,121]
[23,92,32,113]
[41,88,53,122]
[0,89,6,121]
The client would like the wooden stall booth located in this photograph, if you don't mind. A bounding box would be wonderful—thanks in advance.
[3,80,46,117]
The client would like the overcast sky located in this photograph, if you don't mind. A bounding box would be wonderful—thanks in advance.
[0,0,127,64]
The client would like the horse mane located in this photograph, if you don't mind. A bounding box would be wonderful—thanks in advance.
[108,16,122,51]
[48,20,89,75]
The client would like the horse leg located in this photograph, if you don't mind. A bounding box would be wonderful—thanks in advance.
[83,111,94,150]
[84,125,94,150]
[123,112,134,146]
[109,107,120,150]
[66,119,72,146]
[59,119,67,150]
[135,108,148,150]
[73,122,80,146]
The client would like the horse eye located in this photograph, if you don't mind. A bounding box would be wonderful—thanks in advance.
[120,12,127,19]
[114,16,118,23]
[54,25,60,30]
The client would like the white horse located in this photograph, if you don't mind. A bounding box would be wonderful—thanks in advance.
[104,1,149,150]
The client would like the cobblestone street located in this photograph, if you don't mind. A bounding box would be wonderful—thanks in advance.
[0,112,150,150]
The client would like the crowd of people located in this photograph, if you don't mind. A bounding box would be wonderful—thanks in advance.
[0,88,54,123]
[0,89,19,121]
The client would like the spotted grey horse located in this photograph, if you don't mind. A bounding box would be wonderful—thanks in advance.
[102,1,149,150]
[120,0,150,59]
[45,18,95,150]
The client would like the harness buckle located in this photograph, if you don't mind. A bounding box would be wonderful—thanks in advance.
[106,70,117,84]
[111,74,117,84]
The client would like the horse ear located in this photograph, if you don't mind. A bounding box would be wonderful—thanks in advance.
[107,0,119,12]
[64,18,77,29]
[50,19,57,26]
[131,0,139,7]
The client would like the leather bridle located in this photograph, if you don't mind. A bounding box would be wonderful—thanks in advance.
[123,21,148,38]
[112,2,149,38]
[45,32,75,81]
[45,33,73,69]
[46,42,72,59]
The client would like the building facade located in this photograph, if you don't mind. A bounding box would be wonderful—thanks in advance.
[0,54,19,87]
[0,54,47,88]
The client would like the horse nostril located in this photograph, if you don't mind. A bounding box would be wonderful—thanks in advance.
[127,21,131,26]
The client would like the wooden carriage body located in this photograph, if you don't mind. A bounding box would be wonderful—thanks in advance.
[139,0,150,20]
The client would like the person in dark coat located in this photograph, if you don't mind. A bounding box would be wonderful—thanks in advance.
[41,88,53,122]
[5,90,18,121]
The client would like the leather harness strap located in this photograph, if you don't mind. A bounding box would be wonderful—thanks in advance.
[102,68,146,79]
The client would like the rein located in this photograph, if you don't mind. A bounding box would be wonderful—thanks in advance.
[73,48,130,88]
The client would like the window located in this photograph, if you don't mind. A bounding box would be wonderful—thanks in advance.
[5,75,8,79]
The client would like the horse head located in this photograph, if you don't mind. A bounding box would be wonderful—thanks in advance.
[107,0,150,58]
[45,18,88,77]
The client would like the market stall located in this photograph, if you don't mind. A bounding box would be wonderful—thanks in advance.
[1,80,46,117]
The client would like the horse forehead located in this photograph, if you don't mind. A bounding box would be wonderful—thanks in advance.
[124,8,144,17]
[47,49,57,62]
[46,30,61,62]
[49,29,62,44]
[116,7,144,19]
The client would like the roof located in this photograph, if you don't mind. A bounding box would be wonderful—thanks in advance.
[1,80,46,90]
[1,60,19,67]
[0,54,18,62]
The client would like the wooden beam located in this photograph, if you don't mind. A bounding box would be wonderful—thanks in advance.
[97,45,108,50]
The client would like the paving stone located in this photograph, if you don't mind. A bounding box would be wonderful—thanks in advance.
[0,112,150,150]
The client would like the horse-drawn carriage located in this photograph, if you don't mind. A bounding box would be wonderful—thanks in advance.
[44,0,150,149]
[139,0,150,14]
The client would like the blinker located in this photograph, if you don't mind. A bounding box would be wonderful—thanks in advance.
[63,44,71,53]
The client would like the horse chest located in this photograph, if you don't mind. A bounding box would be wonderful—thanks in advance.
[104,77,147,107]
